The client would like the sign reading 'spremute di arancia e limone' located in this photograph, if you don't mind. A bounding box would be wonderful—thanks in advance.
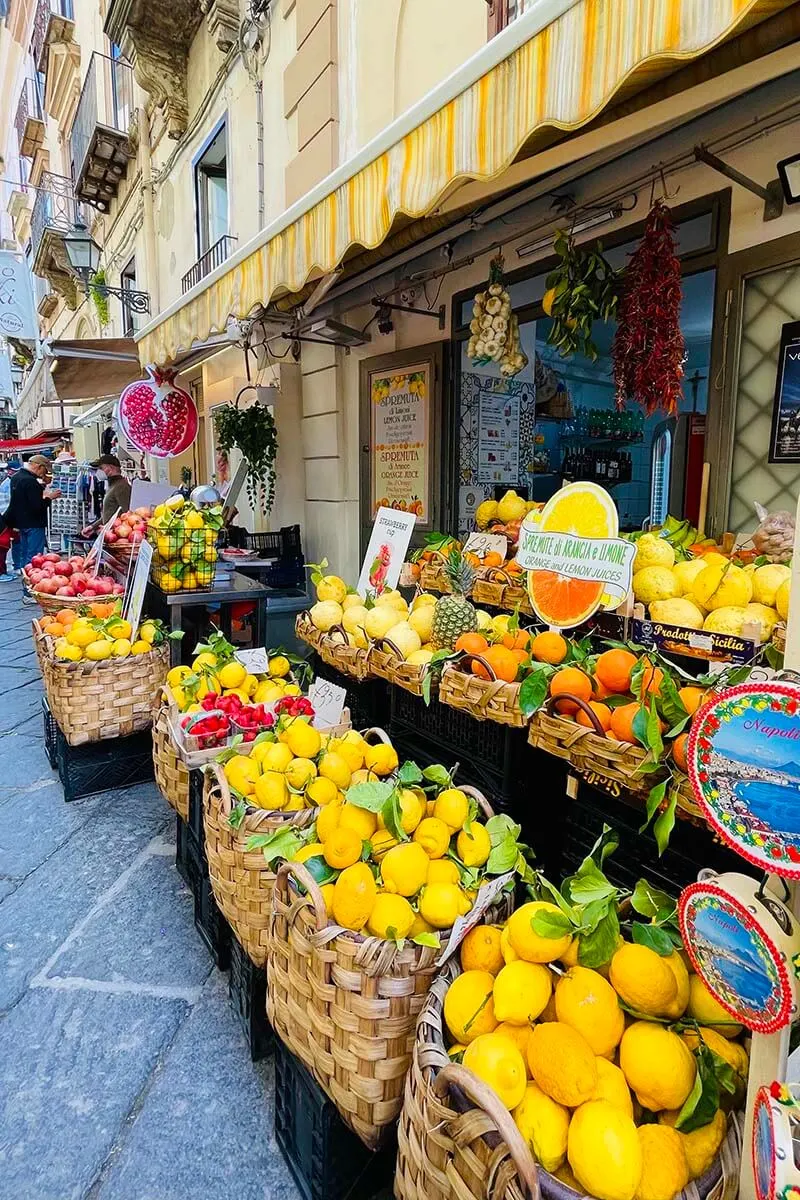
[517,527,635,603]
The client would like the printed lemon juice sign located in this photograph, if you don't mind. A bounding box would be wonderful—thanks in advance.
[370,366,429,519]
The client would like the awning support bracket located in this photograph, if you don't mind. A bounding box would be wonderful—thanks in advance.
[693,145,784,222]
[371,299,446,329]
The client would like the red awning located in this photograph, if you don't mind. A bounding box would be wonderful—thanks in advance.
[0,432,68,450]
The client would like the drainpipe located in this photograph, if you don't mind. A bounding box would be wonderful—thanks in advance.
[255,80,265,229]
[138,107,160,317]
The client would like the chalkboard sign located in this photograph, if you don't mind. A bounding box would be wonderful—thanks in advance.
[768,320,800,464]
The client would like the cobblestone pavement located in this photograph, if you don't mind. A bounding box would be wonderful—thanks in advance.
[0,582,300,1200]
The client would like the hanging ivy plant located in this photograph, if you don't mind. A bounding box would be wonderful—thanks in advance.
[213,402,278,513]
[542,231,619,361]
[90,270,110,327]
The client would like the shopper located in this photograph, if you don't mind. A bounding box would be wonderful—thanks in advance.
[0,454,60,567]
[0,462,21,581]
[91,454,131,522]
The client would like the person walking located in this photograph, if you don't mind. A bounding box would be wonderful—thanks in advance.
[0,454,60,568]
[0,461,22,581]
[91,454,131,522]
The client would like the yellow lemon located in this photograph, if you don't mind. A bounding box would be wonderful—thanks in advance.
[323,827,363,870]
[687,975,743,1038]
[112,638,132,657]
[305,776,339,807]
[225,754,260,781]
[635,1125,689,1200]
[463,1033,527,1110]
[619,1022,696,1112]
[196,676,221,699]
[283,684,301,697]
[433,788,470,831]
[55,642,83,661]
[409,912,435,938]
[378,788,424,834]
[284,720,322,761]
[192,652,218,671]
[681,1027,748,1090]
[363,742,399,777]
[185,509,204,529]
[456,822,491,867]
[217,660,247,690]
[444,970,498,1044]
[139,621,157,644]
[107,618,132,640]
[418,882,464,929]
[555,966,625,1058]
[589,1058,634,1118]
[327,737,364,773]
[609,943,678,1019]
[67,625,97,648]
[254,681,283,704]
[428,859,461,887]
[318,751,351,790]
[460,925,504,975]
[500,926,519,965]
[496,1021,533,1060]
[508,902,573,964]
[662,949,690,1020]
[658,1109,727,1181]
[255,741,294,772]
[513,1082,570,1172]
[493,961,552,1025]
[223,688,251,704]
[380,842,429,897]
[413,817,451,859]
[366,894,415,940]
[316,802,342,843]
[293,842,326,864]
[338,804,377,840]
[170,685,188,709]
[568,1100,642,1200]
[130,640,151,655]
[241,673,259,697]
[268,655,291,678]
[285,757,317,791]
[167,665,192,688]
[253,771,288,810]
[332,862,377,930]
[527,1022,598,1107]
[320,883,336,913]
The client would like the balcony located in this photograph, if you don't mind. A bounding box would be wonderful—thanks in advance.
[35,274,58,319]
[71,52,134,211]
[32,0,74,74]
[15,78,45,159]
[181,234,237,294]
[31,171,83,309]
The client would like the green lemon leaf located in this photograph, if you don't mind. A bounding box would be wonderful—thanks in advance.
[380,790,409,842]
[631,922,674,956]
[531,910,573,939]
[422,764,453,789]
[246,827,306,864]
[300,855,339,885]
[676,1045,720,1134]
[398,761,423,785]
[631,880,675,921]
[639,780,668,834]
[412,932,441,949]
[577,905,620,969]
[519,670,551,716]
[346,781,395,812]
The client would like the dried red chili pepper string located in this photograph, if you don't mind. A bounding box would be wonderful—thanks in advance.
[613,200,685,416]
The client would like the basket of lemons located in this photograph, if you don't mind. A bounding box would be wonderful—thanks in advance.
[147,494,223,592]
[266,769,528,1149]
[202,721,396,969]
[152,688,190,820]
[395,837,746,1200]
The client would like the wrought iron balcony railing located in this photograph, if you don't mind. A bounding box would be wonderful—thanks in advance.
[31,171,82,267]
[32,0,74,73]
[182,234,237,294]
[71,51,134,211]
[15,78,44,159]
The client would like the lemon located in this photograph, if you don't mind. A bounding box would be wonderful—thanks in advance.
[305,776,339,807]
[777,577,791,622]
[434,788,470,831]
[293,842,326,864]
[687,975,742,1038]
[310,600,344,632]
[527,1022,597,1107]
[633,533,675,572]
[342,605,370,638]
[460,925,504,975]
[673,558,708,595]
[323,827,363,870]
[456,822,491,867]
[85,639,113,660]
[366,894,415,939]
[285,757,317,790]
[751,563,791,606]
[619,1022,696,1112]
[692,562,753,611]
[493,961,552,1025]
[408,606,434,643]
[192,652,218,671]
[55,642,83,661]
[702,606,749,636]
[320,882,336,913]
[385,620,422,659]
[370,829,398,859]
[167,665,191,687]
[317,575,347,604]
[500,927,519,964]
[632,567,679,605]
[590,1058,633,1118]
[139,621,157,644]
[378,787,423,834]
[170,685,188,709]
[255,742,293,772]
[253,771,288,810]
[284,720,322,761]
[508,902,573,964]
[513,1082,570,1172]
[553,1163,585,1193]
[107,618,132,640]
[268,654,291,678]
[283,684,302,697]
[475,499,499,529]
[316,802,342,843]
[658,1109,727,1181]
[328,737,364,773]
[196,676,221,698]
[496,1021,533,1059]
[339,804,378,840]
[649,598,705,630]
[406,649,434,667]
[559,940,580,968]
[428,859,461,887]
[463,1033,527,1110]
[241,673,259,697]
[662,949,690,1020]
[555,966,625,1058]
[444,971,498,1043]
[332,862,377,930]
[112,638,132,657]
[635,1125,689,1200]
[363,742,399,777]
[67,625,97,648]
[413,817,451,859]
[568,1101,642,1200]
[609,943,678,1018]
[318,752,351,790]
[681,1027,748,1089]
[743,602,780,641]
[254,681,284,704]
[411,592,436,611]
[419,883,464,929]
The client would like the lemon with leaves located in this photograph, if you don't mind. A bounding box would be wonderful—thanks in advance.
[284,720,322,761]
[378,788,423,834]
[367,894,415,939]
[493,961,552,1025]
[456,822,491,867]
[444,970,498,1044]
[508,902,573,963]
[363,742,399,777]
[380,842,428,897]
[268,654,291,678]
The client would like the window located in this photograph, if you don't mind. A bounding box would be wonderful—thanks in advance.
[120,256,138,338]
[194,122,229,258]
[489,0,534,35]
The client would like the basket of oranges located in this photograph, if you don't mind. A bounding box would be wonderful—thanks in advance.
[472,565,534,617]
[438,632,533,729]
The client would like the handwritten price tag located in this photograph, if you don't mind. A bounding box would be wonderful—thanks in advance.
[235,647,271,675]
[308,679,347,730]
[463,532,508,559]
[435,871,514,966]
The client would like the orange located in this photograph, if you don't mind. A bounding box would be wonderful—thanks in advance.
[672,732,689,773]
[609,702,644,745]
[90,601,116,619]
[594,648,638,695]
[46,621,65,638]
[464,552,481,569]
[529,571,604,629]
[530,631,568,665]
[511,648,528,665]
[455,632,489,656]
[640,661,664,698]
[502,629,531,652]
[593,679,612,700]
[472,644,519,683]
[679,686,706,716]
[506,559,523,576]
[483,551,504,568]
[550,667,593,714]
[576,701,612,732]
[55,608,77,626]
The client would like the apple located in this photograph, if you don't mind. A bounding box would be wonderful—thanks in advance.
[31,554,46,568]
[129,530,144,544]
[116,523,132,539]
[105,530,118,544]
[44,552,60,563]
[134,507,151,518]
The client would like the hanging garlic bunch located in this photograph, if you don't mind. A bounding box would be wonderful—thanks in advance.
[467,260,528,378]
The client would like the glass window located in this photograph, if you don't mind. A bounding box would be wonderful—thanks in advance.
[120,256,138,338]
[195,123,228,256]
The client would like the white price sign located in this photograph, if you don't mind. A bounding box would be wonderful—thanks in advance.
[85,508,121,577]
[435,871,514,966]
[122,539,153,633]
[235,647,271,675]
[308,679,347,730]
[463,532,508,559]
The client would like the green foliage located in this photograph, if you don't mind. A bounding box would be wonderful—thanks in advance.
[545,231,619,361]
[214,402,278,513]
[90,270,110,326]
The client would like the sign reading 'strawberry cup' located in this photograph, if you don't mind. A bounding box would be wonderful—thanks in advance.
[357,507,417,597]
[516,482,636,628]
[118,365,199,459]
[688,682,800,878]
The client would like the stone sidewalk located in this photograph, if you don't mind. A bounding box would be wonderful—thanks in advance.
[0,582,300,1200]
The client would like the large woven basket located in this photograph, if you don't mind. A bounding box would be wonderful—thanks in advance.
[32,619,47,674]
[419,558,453,594]
[472,569,534,618]
[295,610,325,652]
[368,637,438,698]
[23,579,90,616]
[152,693,189,821]
[267,788,512,1150]
[395,960,744,1200]
[38,631,169,745]
[439,658,528,728]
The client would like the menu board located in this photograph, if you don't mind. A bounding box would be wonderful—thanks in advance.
[769,320,800,463]
[477,383,520,484]
[370,365,430,520]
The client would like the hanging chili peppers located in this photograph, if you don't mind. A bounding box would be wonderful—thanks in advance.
[612,200,685,416]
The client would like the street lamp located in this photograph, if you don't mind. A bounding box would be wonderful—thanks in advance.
[62,219,151,318]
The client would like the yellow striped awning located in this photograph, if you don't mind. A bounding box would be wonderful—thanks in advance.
[137,0,792,366]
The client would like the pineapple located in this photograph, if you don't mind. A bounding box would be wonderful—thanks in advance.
[430,551,478,650]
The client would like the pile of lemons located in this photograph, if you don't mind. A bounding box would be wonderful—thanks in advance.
[443,912,750,1200]
[52,615,163,662]
[221,721,399,816]
[308,570,440,666]
[167,650,299,712]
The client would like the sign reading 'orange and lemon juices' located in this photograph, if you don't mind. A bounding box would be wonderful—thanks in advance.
[516,482,635,628]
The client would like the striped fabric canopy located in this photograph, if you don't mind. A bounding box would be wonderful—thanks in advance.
[136,0,791,366]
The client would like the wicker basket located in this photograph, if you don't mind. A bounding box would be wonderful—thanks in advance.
[38,630,169,746]
[317,624,372,681]
[295,610,325,652]
[420,558,453,594]
[32,619,47,674]
[439,658,528,728]
[395,961,743,1200]
[152,692,190,821]
[23,580,89,616]
[267,787,511,1150]
[368,637,439,698]
[472,568,534,618]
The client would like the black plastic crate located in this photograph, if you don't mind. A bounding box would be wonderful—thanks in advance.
[183,772,231,970]
[229,935,273,1061]
[175,813,203,890]
[274,1040,395,1200]
[312,660,390,732]
[194,871,231,970]
[42,698,58,770]
[187,768,206,853]
[264,557,306,590]
[246,524,303,560]
[53,722,154,803]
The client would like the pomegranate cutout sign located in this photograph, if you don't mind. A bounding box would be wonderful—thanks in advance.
[118,365,198,459]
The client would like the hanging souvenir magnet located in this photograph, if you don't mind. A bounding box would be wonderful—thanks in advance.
[753,1083,800,1200]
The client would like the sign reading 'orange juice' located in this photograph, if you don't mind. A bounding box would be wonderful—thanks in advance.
[370,366,429,520]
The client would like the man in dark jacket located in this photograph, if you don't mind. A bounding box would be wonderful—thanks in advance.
[2,454,60,566]
[91,455,132,523]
